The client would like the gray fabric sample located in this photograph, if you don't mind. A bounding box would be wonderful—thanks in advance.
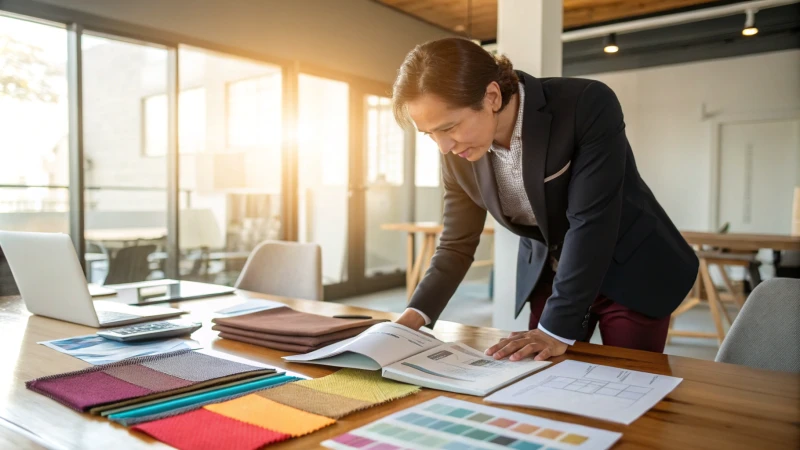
[141,351,263,382]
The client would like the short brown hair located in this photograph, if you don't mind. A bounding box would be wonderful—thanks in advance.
[392,37,519,128]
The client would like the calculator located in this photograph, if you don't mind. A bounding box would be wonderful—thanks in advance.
[96,319,202,342]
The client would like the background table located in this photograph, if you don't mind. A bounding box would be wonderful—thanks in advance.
[381,222,495,299]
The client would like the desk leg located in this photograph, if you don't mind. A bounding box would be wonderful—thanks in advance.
[699,258,726,345]
[406,233,415,300]
[421,234,435,275]
[408,235,429,301]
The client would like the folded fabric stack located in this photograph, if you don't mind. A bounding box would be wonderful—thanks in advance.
[211,306,386,352]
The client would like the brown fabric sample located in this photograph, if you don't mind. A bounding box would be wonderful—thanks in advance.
[104,365,193,391]
[217,332,323,353]
[255,383,371,419]
[211,324,370,347]
[211,306,386,337]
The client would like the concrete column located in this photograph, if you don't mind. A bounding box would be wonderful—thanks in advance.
[493,0,563,332]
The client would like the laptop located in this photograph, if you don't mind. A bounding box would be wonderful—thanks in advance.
[0,231,184,327]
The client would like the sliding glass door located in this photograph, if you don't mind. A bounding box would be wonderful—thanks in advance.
[296,71,410,299]
[177,46,284,285]
[80,34,170,284]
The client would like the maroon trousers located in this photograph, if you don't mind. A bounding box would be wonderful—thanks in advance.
[528,267,670,353]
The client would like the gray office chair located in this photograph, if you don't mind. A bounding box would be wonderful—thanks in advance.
[0,247,19,296]
[715,278,800,373]
[103,244,157,285]
[234,240,323,301]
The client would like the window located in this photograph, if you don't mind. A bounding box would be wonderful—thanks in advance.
[415,132,441,187]
[226,74,282,149]
[143,87,206,156]
[366,95,404,185]
[0,15,69,219]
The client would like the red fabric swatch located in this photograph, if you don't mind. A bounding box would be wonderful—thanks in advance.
[28,371,152,411]
[132,409,291,450]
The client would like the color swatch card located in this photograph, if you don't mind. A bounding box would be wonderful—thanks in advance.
[485,360,683,425]
[323,396,621,450]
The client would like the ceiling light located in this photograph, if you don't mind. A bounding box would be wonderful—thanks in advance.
[603,33,619,53]
[742,9,758,36]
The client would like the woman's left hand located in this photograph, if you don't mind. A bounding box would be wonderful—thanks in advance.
[484,329,568,361]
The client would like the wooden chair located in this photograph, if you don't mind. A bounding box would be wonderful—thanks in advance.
[669,250,761,345]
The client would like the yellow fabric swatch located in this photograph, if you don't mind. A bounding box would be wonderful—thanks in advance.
[296,369,420,404]
[203,394,335,437]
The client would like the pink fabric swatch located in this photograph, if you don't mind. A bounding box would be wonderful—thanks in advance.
[28,371,152,411]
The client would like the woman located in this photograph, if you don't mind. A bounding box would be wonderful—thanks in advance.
[392,38,698,362]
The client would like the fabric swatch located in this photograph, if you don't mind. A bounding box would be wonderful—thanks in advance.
[212,324,371,347]
[211,306,385,337]
[101,373,281,417]
[103,365,193,391]
[89,372,274,415]
[255,383,371,419]
[27,349,273,414]
[141,350,263,382]
[27,371,152,412]
[204,394,335,437]
[217,332,324,353]
[296,369,420,404]
[109,375,297,427]
[108,374,300,424]
[132,408,290,450]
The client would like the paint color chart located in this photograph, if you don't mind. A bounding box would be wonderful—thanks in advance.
[323,397,621,450]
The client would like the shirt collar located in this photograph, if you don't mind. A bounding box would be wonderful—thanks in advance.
[490,82,525,152]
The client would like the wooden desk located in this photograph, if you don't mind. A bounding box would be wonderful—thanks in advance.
[381,222,495,299]
[681,231,800,252]
[1,293,798,449]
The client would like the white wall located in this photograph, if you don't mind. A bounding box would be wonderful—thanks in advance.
[583,49,800,231]
[34,0,454,83]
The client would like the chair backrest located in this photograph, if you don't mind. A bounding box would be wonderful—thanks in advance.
[234,240,323,301]
[103,244,157,285]
[715,278,800,373]
[0,247,19,296]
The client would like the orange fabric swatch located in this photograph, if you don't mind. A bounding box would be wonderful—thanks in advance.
[204,394,335,437]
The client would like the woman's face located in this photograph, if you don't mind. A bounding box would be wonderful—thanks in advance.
[406,82,502,162]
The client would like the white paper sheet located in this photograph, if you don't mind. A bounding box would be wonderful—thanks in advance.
[323,396,622,450]
[214,299,286,316]
[282,322,441,370]
[485,359,683,425]
[39,335,201,365]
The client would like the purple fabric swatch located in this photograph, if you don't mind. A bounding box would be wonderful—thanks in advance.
[28,371,152,411]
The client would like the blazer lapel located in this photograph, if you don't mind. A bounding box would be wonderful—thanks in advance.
[519,72,552,244]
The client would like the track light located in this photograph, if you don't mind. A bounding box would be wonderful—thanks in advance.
[742,9,758,36]
[603,33,619,53]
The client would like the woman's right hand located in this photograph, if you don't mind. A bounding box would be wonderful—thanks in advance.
[395,308,426,330]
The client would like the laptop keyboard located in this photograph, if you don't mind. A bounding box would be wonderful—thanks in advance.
[97,310,140,324]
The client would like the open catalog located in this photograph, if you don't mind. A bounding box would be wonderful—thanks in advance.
[283,322,551,396]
